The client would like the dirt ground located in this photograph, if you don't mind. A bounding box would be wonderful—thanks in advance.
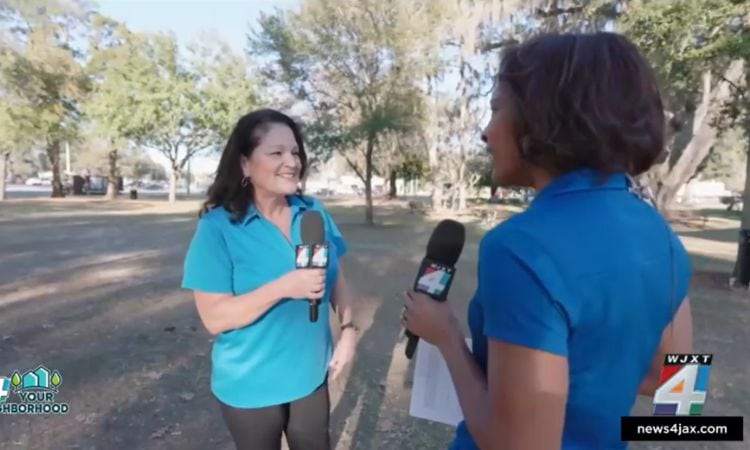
[0,196,747,450]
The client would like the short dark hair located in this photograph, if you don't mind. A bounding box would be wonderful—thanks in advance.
[201,108,308,221]
[497,32,665,176]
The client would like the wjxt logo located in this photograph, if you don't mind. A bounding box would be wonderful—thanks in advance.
[0,365,69,414]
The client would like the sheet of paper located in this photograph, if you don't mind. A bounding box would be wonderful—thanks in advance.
[409,338,472,426]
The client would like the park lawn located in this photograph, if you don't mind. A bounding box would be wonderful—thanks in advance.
[0,197,746,450]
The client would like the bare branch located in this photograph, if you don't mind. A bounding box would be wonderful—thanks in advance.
[341,151,365,183]
[720,74,746,99]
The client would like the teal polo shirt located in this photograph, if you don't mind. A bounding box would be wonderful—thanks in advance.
[181,194,347,408]
[451,168,692,449]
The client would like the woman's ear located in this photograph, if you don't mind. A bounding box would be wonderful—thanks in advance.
[240,155,252,178]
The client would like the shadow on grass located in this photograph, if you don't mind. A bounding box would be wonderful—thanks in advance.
[0,270,226,449]
[679,227,740,246]
[0,199,459,449]
[697,208,742,221]
[5,198,744,449]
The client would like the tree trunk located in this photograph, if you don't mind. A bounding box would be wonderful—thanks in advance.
[7,157,14,186]
[730,70,750,287]
[0,151,8,201]
[364,133,375,225]
[431,180,444,210]
[730,144,750,287]
[457,160,468,211]
[0,152,12,202]
[105,148,119,200]
[654,61,744,209]
[47,140,65,198]
[388,168,397,199]
[301,169,309,194]
[459,184,467,210]
[426,75,443,211]
[169,166,178,203]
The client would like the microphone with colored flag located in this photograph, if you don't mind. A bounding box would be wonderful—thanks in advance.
[405,219,465,359]
[299,210,329,322]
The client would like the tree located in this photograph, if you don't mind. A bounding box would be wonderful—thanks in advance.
[476,0,745,211]
[622,0,746,209]
[696,127,746,192]
[300,115,341,192]
[691,1,750,286]
[0,105,19,200]
[427,0,510,211]
[0,0,91,197]
[379,130,428,199]
[82,14,152,199]
[251,0,448,224]
[128,33,259,203]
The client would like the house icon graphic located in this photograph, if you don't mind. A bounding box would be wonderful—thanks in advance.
[10,366,62,392]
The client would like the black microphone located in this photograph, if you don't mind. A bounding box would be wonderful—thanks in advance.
[299,210,329,322]
[405,219,465,359]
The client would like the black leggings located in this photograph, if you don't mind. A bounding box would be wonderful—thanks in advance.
[217,381,331,450]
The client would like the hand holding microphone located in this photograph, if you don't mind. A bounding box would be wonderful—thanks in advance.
[281,268,326,300]
[402,289,461,348]
[402,219,465,358]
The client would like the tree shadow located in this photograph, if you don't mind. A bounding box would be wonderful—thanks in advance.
[679,227,740,245]
[697,208,742,222]
[328,249,414,450]
[0,270,225,449]
[328,216,479,449]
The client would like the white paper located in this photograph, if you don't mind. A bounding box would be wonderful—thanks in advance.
[409,338,472,426]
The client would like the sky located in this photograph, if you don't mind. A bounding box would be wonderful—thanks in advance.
[95,0,301,175]
[97,0,300,53]
[92,1,495,178]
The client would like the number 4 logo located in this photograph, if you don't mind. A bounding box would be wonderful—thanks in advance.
[417,269,447,296]
[653,365,708,415]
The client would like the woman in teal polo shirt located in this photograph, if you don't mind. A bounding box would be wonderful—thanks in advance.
[402,33,694,449]
[182,109,357,450]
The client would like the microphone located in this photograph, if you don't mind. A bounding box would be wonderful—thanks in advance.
[299,210,329,322]
[405,219,465,359]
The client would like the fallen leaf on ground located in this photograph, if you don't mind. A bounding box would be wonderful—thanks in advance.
[150,426,170,439]
[144,371,163,380]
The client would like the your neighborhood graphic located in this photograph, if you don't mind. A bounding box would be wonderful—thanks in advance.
[0,365,69,414]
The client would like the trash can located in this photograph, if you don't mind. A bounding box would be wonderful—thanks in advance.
[129,189,138,200]
[72,175,85,195]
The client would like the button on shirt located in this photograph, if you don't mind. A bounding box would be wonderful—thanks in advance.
[450,168,692,449]
[181,195,347,408]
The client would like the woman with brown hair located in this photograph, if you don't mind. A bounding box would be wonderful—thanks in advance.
[182,109,357,450]
[402,32,693,450]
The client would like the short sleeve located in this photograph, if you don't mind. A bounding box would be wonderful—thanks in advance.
[478,233,569,356]
[181,218,234,293]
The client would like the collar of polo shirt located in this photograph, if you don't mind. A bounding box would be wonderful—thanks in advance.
[241,194,314,226]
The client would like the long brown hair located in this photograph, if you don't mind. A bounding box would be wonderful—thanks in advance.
[201,109,308,222]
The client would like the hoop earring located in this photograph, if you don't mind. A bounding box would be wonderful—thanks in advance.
[241,176,249,188]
